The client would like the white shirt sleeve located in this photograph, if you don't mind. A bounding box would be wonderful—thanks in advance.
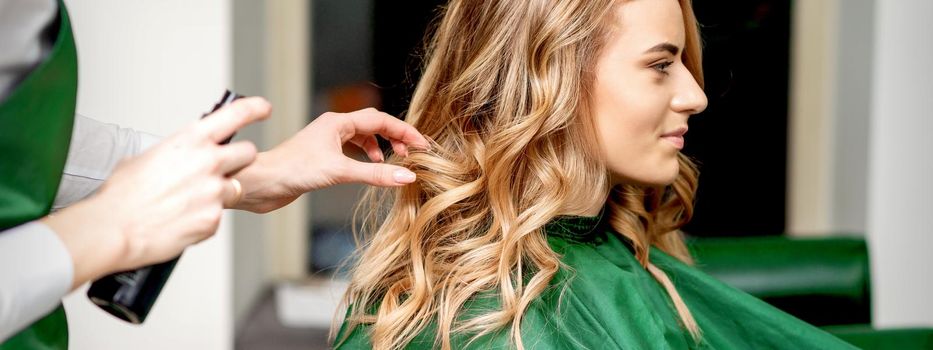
[0,115,160,342]
[52,114,161,209]
[0,222,74,342]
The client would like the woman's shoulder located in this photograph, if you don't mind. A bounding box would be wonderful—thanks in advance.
[645,248,859,349]
[548,231,859,349]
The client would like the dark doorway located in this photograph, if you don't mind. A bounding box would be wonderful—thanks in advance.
[681,0,791,236]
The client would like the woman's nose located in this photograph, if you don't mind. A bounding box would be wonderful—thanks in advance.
[671,73,708,115]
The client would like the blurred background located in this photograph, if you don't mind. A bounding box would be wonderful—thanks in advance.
[59,0,932,349]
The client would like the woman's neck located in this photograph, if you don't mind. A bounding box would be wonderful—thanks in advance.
[560,190,610,217]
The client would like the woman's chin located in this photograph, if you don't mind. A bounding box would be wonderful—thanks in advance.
[611,170,679,188]
[638,160,680,186]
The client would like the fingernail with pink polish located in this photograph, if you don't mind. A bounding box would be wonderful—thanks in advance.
[393,169,416,184]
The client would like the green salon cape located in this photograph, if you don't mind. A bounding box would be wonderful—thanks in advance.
[0,1,78,349]
[335,215,859,349]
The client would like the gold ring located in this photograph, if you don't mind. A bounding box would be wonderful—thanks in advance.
[229,178,243,207]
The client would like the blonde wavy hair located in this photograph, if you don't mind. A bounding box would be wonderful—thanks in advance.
[336,0,704,348]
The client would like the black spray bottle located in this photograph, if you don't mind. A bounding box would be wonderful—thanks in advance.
[86,90,243,323]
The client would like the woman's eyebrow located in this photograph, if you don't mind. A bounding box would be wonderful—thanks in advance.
[644,42,680,55]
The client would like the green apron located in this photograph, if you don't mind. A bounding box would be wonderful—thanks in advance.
[0,1,79,349]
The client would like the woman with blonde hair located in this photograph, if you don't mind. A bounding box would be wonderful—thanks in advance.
[334,0,857,348]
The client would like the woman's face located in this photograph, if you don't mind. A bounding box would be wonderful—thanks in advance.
[591,0,707,187]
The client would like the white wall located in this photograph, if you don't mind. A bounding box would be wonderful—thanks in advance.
[61,0,235,348]
[867,0,933,327]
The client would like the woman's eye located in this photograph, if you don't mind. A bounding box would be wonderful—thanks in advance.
[651,61,673,75]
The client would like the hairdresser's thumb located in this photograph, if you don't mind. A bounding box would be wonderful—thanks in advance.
[345,161,417,187]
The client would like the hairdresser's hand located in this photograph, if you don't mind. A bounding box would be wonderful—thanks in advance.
[42,97,271,289]
[231,107,429,213]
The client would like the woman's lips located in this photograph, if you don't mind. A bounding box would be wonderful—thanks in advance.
[662,135,684,149]
[661,126,687,149]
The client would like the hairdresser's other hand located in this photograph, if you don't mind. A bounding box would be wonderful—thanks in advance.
[42,97,271,289]
[231,107,429,213]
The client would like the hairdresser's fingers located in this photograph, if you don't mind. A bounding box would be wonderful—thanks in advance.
[389,139,409,157]
[349,133,408,159]
[341,159,417,187]
[337,108,429,150]
[195,97,271,143]
[215,141,258,176]
[361,136,385,162]
[348,134,385,162]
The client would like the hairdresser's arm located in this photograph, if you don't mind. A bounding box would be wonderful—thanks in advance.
[1,115,163,341]
[0,222,72,342]
[53,108,428,214]
[230,108,429,213]
[0,98,269,342]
